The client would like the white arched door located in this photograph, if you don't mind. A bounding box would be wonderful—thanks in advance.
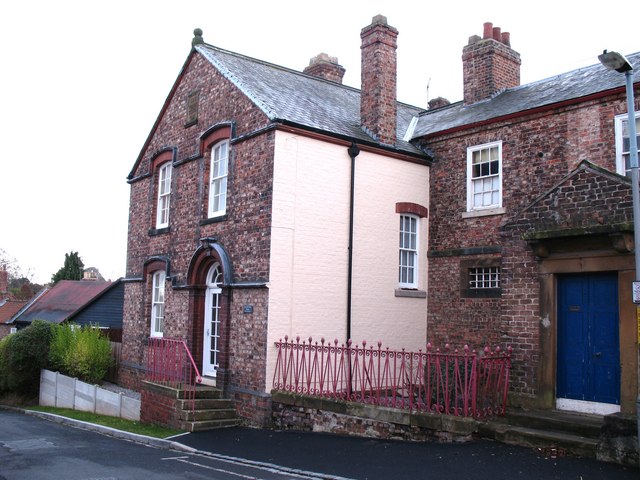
[203,264,222,378]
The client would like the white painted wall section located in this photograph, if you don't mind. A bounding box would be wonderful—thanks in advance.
[266,131,430,391]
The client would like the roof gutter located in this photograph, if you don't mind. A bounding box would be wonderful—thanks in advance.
[275,119,432,165]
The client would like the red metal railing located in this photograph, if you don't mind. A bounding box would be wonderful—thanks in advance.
[272,337,511,419]
[147,337,202,411]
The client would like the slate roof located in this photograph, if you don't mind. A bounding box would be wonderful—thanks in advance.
[412,52,640,138]
[195,44,427,157]
[11,280,115,325]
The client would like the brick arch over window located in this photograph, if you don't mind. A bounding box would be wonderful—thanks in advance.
[187,238,234,287]
[396,202,429,218]
[199,123,233,154]
[143,256,171,277]
[151,149,174,171]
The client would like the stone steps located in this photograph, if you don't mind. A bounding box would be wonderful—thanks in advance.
[184,418,242,432]
[177,385,240,432]
[480,409,604,459]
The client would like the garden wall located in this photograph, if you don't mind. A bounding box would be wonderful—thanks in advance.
[271,391,478,442]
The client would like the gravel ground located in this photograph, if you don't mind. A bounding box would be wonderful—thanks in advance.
[99,382,141,400]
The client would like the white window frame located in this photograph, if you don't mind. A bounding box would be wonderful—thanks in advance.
[150,270,166,338]
[468,266,501,290]
[156,163,172,228]
[614,112,640,177]
[466,141,502,212]
[398,214,419,289]
[208,140,229,218]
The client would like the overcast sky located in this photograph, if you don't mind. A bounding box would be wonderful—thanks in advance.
[1,0,637,284]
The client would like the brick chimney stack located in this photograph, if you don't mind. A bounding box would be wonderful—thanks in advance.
[360,14,398,146]
[303,53,346,84]
[462,22,521,105]
[0,267,8,298]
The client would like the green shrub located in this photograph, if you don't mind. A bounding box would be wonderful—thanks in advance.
[0,320,53,395]
[0,334,12,391]
[49,323,76,372]
[63,326,113,384]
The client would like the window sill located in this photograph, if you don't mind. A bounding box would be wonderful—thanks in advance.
[395,289,427,298]
[200,215,228,226]
[461,288,502,298]
[148,226,170,236]
[461,207,505,219]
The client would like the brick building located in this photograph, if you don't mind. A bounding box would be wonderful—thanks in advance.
[413,23,640,415]
[121,16,430,425]
[124,15,640,425]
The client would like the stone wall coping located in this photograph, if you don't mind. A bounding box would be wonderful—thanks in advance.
[271,391,480,436]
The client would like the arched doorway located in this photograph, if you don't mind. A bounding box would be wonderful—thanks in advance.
[187,238,234,386]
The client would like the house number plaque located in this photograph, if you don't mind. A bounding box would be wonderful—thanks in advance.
[633,281,640,304]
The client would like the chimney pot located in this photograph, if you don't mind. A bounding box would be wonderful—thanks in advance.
[483,22,493,39]
[371,14,388,26]
[463,23,521,105]
[468,34,481,45]
[428,97,451,110]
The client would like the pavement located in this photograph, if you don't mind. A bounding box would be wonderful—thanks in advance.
[9,406,640,479]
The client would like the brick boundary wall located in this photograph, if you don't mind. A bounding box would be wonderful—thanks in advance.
[230,388,273,428]
[140,381,182,429]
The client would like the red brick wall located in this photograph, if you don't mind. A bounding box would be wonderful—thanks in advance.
[420,92,634,398]
[140,385,181,429]
[122,51,276,423]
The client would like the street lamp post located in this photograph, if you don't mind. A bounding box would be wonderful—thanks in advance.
[598,50,639,466]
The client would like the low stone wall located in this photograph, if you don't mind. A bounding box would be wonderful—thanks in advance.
[39,369,140,421]
[271,391,478,442]
[597,413,638,467]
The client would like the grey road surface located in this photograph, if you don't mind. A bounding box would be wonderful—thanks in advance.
[0,410,343,480]
[0,409,638,480]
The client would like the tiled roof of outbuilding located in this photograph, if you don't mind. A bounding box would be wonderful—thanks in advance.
[412,52,640,138]
[11,280,114,325]
[0,300,28,324]
[196,44,426,156]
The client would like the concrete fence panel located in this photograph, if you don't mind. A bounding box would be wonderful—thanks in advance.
[95,388,121,418]
[39,369,140,421]
[74,381,97,413]
[56,374,75,409]
[39,370,57,407]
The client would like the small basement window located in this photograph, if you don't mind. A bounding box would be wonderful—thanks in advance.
[469,266,500,289]
[460,258,502,298]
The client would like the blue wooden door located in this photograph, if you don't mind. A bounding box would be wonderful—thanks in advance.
[557,273,620,405]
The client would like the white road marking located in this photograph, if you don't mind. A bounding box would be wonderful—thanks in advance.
[162,454,351,480]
